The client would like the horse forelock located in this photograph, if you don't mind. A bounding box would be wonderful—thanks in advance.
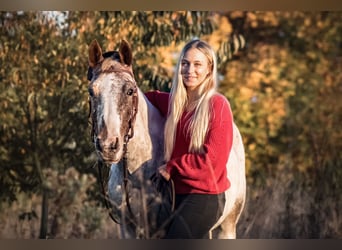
[88,52,134,81]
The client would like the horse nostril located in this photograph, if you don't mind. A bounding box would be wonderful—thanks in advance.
[110,137,119,151]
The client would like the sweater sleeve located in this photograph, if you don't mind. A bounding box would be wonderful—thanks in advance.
[166,95,233,190]
[144,90,169,117]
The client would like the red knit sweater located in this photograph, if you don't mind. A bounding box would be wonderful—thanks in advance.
[145,91,233,194]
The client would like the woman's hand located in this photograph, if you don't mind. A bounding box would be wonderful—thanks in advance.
[150,164,171,193]
[158,164,171,181]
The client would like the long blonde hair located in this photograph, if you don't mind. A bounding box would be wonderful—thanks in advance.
[164,39,218,161]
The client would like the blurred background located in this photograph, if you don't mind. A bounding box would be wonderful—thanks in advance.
[0,11,341,239]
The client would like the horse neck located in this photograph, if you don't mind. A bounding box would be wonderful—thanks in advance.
[125,89,165,174]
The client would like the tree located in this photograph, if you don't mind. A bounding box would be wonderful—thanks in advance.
[218,11,342,238]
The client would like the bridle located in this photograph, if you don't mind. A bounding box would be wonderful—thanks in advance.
[88,66,139,226]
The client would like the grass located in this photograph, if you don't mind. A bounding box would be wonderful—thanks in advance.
[0,166,341,239]
[237,167,342,238]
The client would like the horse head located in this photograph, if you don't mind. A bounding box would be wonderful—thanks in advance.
[88,39,138,164]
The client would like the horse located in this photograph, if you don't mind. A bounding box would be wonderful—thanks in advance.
[87,39,246,239]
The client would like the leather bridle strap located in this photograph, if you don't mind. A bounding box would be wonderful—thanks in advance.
[121,85,139,224]
[97,85,139,225]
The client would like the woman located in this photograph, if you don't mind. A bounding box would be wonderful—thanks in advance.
[145,39,234,238]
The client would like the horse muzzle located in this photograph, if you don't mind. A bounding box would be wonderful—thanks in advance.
[95,137,123,164]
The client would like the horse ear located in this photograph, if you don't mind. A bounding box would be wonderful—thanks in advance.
[89,39,104,68]
[119,39,133,66]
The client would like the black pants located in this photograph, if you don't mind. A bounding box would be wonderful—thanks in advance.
[163,193,225,239]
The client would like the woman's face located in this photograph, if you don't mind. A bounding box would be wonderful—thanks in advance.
[180,48,210,91]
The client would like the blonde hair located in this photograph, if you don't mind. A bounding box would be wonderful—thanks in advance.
[164,39,218,161]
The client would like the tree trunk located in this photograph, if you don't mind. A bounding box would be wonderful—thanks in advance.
[39,189,48,239]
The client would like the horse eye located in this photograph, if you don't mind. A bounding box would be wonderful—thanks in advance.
[127,88,134,96]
